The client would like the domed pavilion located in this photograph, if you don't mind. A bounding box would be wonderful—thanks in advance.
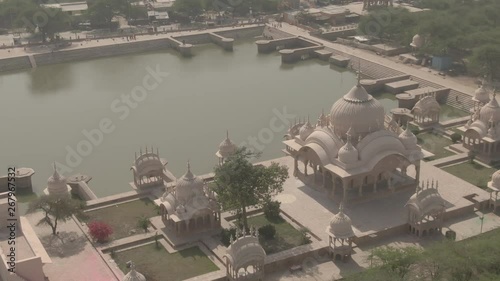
[283,76,423,202]
[326,203,355,262]
[44,163,71,197]
[463,92,500,164]
[159,162,221,235]
[487,170,500,212]
[224,227,266,281]
[216,131,237,165]
[405,180,445,237]
[123,262,146,281]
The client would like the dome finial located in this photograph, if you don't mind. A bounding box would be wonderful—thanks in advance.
[339,201,344,214]
[357,60,362,86]
[346,126,354,141]
[52,162,60,180]
[226,130,229,139]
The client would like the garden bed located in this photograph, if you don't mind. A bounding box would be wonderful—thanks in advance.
[417,132,455,160]
[84,198,159,240]
[247,214,310,254]
[114,243,218,281]
[442,161,497,189]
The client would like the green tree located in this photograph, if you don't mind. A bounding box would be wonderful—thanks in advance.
[213,147,288,229]
[16,6,71,42]
[172,0,207,18]
[86,0,130,27]
[370,246,421,279]
[27,194,85,235]
[469,44,500,81]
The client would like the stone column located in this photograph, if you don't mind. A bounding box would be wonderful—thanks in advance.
[331,176,336,200]
[304,161,308,176]
[373,181,377,193]
[358,184,363,196]
[415,164,421,183]
[294,157,298,176]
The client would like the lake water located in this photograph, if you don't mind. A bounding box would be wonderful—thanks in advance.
[1,39,413,197]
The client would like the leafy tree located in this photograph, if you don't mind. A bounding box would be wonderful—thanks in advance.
[86,0,130,27]
[172,0,207,18]
[27,194,85,235]
[88,221,113,243]
[137,215,150,233]
[370,246,421,279]
[0,0,37,29]
[16,6,71,42]
[469,44,500,81]
[213,147,288,229]
[263,200,281,220]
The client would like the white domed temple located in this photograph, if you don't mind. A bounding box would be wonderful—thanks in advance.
[283,76,423,202]
[463,89,500,164]
[159,162,221,235]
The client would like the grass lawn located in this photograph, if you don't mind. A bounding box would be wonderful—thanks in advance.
[85,198,159,240]
[114,243,218,281]
[442,161,497,189]
[246,214,308,254]
[417,132,455,160]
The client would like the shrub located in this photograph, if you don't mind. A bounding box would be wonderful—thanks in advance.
[221,228,237,246]
[258,224,276,240]
[137,215,150,233]
[299,227,312,245]
[88,221,113,243]
[450,133,462,143]
[263,200,281,221]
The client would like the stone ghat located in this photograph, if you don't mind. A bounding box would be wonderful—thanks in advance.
[0,25,265,73]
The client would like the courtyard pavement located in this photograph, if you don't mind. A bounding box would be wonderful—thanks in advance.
[25,212,117,281]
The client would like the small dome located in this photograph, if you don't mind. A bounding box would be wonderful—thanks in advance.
[123,263,146,281]
[330,82,385,139]
[473,85,490,104]
[337,128,358,164]
[479,94,500,123]
[47,163,69,196]
[299,118,314,140]
[399,125,418,149]
[411,34,423,48]
[488,170,500,190]
[175,162,204,204]
[218,131,237,158]
[327,204,354,239]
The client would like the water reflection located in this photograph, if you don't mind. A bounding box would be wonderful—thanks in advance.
[29,64,73,94]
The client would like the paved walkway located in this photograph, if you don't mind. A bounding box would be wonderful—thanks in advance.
[25,213,117,281]
[0,24,264,59]
[275,22,477,97]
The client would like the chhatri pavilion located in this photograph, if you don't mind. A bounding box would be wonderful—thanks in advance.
[283,75,423,202]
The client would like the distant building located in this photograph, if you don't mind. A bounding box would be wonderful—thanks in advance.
[41,2,88,16]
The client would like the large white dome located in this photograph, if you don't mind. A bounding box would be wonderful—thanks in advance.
[473,85,490,104]
[479,94,500,123]
[330,84,385,139]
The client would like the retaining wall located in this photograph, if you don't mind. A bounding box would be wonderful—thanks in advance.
[0,56,32,73]
[33,38,170,67]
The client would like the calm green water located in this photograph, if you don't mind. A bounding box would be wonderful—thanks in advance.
[1,40,402,197]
